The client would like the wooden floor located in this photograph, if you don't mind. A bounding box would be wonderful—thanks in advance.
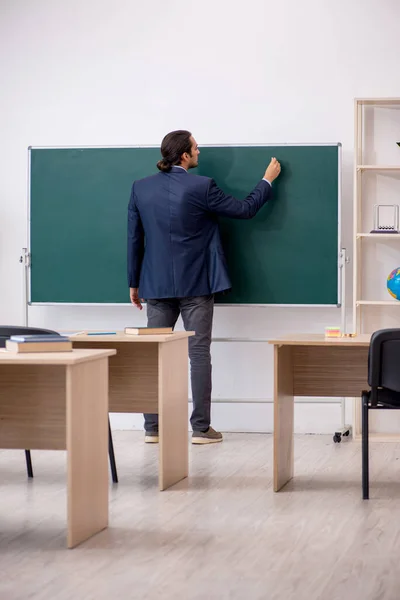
[2,432,400,600]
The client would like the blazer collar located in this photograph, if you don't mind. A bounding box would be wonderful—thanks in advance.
[170,166,188,174]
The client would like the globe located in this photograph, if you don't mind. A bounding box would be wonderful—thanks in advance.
[387,268,400,300]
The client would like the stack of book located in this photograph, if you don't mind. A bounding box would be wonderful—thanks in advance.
[5,334,72,353]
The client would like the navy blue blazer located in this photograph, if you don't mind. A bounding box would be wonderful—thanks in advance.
[127,166,272,299]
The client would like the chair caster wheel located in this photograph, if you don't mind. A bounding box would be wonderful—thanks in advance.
[333,433,342,443]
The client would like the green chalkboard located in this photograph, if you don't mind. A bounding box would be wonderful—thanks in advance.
[29,144,340,305]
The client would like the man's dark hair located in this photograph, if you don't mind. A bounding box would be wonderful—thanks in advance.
[157,130,192,172]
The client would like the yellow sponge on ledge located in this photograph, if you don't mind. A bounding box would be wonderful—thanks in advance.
[324,326,341,338]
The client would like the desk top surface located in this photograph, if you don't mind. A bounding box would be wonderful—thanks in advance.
[268,333,371,347]
[0,348,116,365]
[67,331,194,343]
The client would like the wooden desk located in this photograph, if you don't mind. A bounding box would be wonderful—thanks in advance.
[69,331,194,491]
[268,334,371,492]
[0,348,116,548]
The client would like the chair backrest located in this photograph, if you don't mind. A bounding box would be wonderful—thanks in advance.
[0,326,60,348]
[368,329,400,393]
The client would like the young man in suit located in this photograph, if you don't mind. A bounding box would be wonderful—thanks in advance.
[128,131,281,444]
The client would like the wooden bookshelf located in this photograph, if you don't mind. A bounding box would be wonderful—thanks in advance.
[353,97,400,440]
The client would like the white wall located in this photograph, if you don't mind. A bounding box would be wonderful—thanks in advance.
[1,0,400,433]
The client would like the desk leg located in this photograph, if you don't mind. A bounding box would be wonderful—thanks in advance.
[273,345,294,492]
[159,338,189,491]
[66,358,109,548]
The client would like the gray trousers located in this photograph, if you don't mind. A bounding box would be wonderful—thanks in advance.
[144,295,214,433]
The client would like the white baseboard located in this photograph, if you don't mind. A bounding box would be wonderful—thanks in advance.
[110,398,354,434]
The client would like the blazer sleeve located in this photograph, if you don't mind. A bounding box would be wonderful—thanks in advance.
[205,178,272,219]
[127,183,144,288]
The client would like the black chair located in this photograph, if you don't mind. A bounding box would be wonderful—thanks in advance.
[362,328,400,499]
[0,326,118,483]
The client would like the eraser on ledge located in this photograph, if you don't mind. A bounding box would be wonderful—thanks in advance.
[324,326,341,338]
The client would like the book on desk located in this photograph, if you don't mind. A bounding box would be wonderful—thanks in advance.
[5,334,72,353]
[124,327,173,335]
